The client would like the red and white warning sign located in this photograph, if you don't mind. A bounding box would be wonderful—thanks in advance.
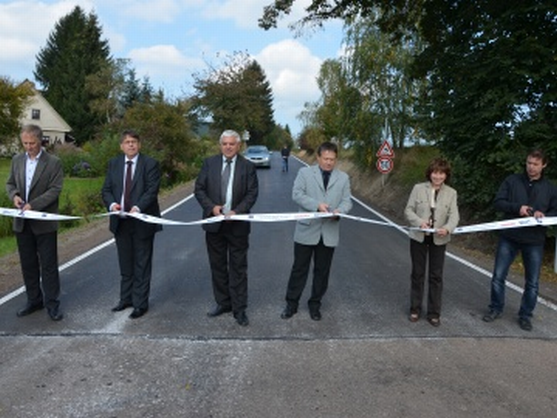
[376,157,394,174]
[376,140,395,158]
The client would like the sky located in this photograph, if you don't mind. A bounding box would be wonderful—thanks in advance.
[0,0,345,136]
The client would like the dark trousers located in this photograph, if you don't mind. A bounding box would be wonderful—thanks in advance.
[115,219,155,310]
[285,240,335,311]
[16,223,60,310]
[409,236,446,319]
[205,224,249,314]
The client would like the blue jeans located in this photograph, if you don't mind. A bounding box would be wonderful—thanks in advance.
[281,157,288,172]
[489,236,543,319]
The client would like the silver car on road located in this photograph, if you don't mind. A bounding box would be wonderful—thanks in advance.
[244,145,271,168]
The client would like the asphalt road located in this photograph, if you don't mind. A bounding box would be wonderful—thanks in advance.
[1,153,557,418]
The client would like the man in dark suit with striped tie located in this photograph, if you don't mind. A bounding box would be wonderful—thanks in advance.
[102,130,162,319]
[194,130,258,326]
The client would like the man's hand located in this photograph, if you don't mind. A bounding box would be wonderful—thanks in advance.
[224,210,236,219]
[533,210,545,219]
[317,203,330,213]
[519,205,533,217]
[14,196,31,212]
[212,205,224,216]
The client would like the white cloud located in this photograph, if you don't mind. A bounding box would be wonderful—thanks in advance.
[0,1,93,64]
[201,0,268,29]
[129,45,199,69]
[194,0,316,30]
[128,44,205,97]
[102,28,127,54]
[255,39,323,131]
[115,0,181,23]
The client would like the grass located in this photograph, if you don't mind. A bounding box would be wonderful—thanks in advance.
[0,236,16,256]
[0,157,105,258]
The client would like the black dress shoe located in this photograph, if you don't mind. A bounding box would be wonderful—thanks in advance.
[111,302,133,312]
[234,311,249,326]
[129,308,148,319]
[281,306,297,319]
[518,317,533,331]
[482,310,502,323]
[16,303,44,317]
[207,305,232,317]
[309,310,322,321]
[47,307,64,321]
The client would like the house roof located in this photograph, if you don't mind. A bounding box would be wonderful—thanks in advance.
[19,79,72,133]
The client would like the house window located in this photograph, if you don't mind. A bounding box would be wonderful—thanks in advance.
[31,109,41,120]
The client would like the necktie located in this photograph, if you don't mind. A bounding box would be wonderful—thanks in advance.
[124,160,133,212]
[322,171,331,190]
[221,159,232,204]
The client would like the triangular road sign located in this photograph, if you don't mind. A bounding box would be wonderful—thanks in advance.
[376,140,395,158]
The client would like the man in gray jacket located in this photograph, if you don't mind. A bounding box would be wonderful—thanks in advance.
[6,124,64,321]
[281,141,352,321]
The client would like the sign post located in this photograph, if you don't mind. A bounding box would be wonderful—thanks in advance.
[376,140,395,186]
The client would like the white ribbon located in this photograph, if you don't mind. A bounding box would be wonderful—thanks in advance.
[228,212,333,222]
[2,207,556,235]
[0,207,81,221]
[452,216,557,234]
[93,211,220,226]
[339,213,394,227]
[121,211,333,225]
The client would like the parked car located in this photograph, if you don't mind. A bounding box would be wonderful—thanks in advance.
[244,145,271,168]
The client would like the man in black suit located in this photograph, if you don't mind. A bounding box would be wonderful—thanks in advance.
[102,130,162,319]
[195,129,258,326]
[6,124,64,321]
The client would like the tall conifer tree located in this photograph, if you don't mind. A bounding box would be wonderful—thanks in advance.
[34,6,111,143]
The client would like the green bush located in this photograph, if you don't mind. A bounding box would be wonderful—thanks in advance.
[53,143,95,178]
[82,134,121,177]
[0,192,13,238]
[72,189,104,217]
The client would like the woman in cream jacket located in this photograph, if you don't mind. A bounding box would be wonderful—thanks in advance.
[404,158,459,327]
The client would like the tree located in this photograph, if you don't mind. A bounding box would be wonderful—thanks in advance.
[34,6,112,144]
[261,0,557,220]
[85,59,128,125]
[313,59,360,150]
[120,68,154,109]
[0,77,33,146]
[412,1,557,218]
[344,17,426,149]
[87,60,156,126]
[192,52,275,144]
[297,125,328,154]
[260,0,383,30]
[265,123,294,150]
[109,96,198,186]
[303,33,415,168]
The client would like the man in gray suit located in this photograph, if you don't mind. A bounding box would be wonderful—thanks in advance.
[281,141,352,321]
[102,130,162,319]
[6,124,64,321]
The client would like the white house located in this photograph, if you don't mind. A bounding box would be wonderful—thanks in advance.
[19,80,72,145]
[1,80,72,155]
